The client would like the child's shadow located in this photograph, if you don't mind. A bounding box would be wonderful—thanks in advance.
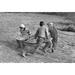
[0,40,37,53]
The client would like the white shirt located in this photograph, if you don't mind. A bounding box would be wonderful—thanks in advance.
[16,29,31,40]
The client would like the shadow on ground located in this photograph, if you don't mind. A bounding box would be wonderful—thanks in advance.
[0,40,37,54]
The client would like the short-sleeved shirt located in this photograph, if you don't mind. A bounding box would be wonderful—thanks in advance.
[35,25,50,38]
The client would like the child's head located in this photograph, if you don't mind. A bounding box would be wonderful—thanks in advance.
[47,22,54,27]
[39,21,45,26]
[19,24,26,31]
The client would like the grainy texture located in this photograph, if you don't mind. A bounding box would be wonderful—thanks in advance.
[0,12,74,63]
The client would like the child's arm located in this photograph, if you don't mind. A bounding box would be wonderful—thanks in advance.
[34,28,39,39]
[27,30,31,35]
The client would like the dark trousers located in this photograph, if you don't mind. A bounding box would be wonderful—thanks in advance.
[35,37,45,50]
[52,38,57,50]
[16,39,24,48]
[42,39,53,52]
[35,37,52,53]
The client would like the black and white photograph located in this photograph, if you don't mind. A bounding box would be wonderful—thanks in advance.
[0,12,74,63]
[0,0,75,75]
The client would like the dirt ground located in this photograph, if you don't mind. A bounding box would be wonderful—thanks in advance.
[0,12,75,63]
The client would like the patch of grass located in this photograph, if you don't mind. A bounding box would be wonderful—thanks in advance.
[57,21,75,32]
[58,25,75,32]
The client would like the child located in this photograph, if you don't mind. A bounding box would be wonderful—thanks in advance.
[16,24,31,49]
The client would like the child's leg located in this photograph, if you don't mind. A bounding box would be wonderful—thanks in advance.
[16,39,21,48]
[35,38,44,50]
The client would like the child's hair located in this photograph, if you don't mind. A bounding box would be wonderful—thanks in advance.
[40,21,45,26]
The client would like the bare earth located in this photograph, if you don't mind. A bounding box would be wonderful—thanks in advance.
[0,12,74,63]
